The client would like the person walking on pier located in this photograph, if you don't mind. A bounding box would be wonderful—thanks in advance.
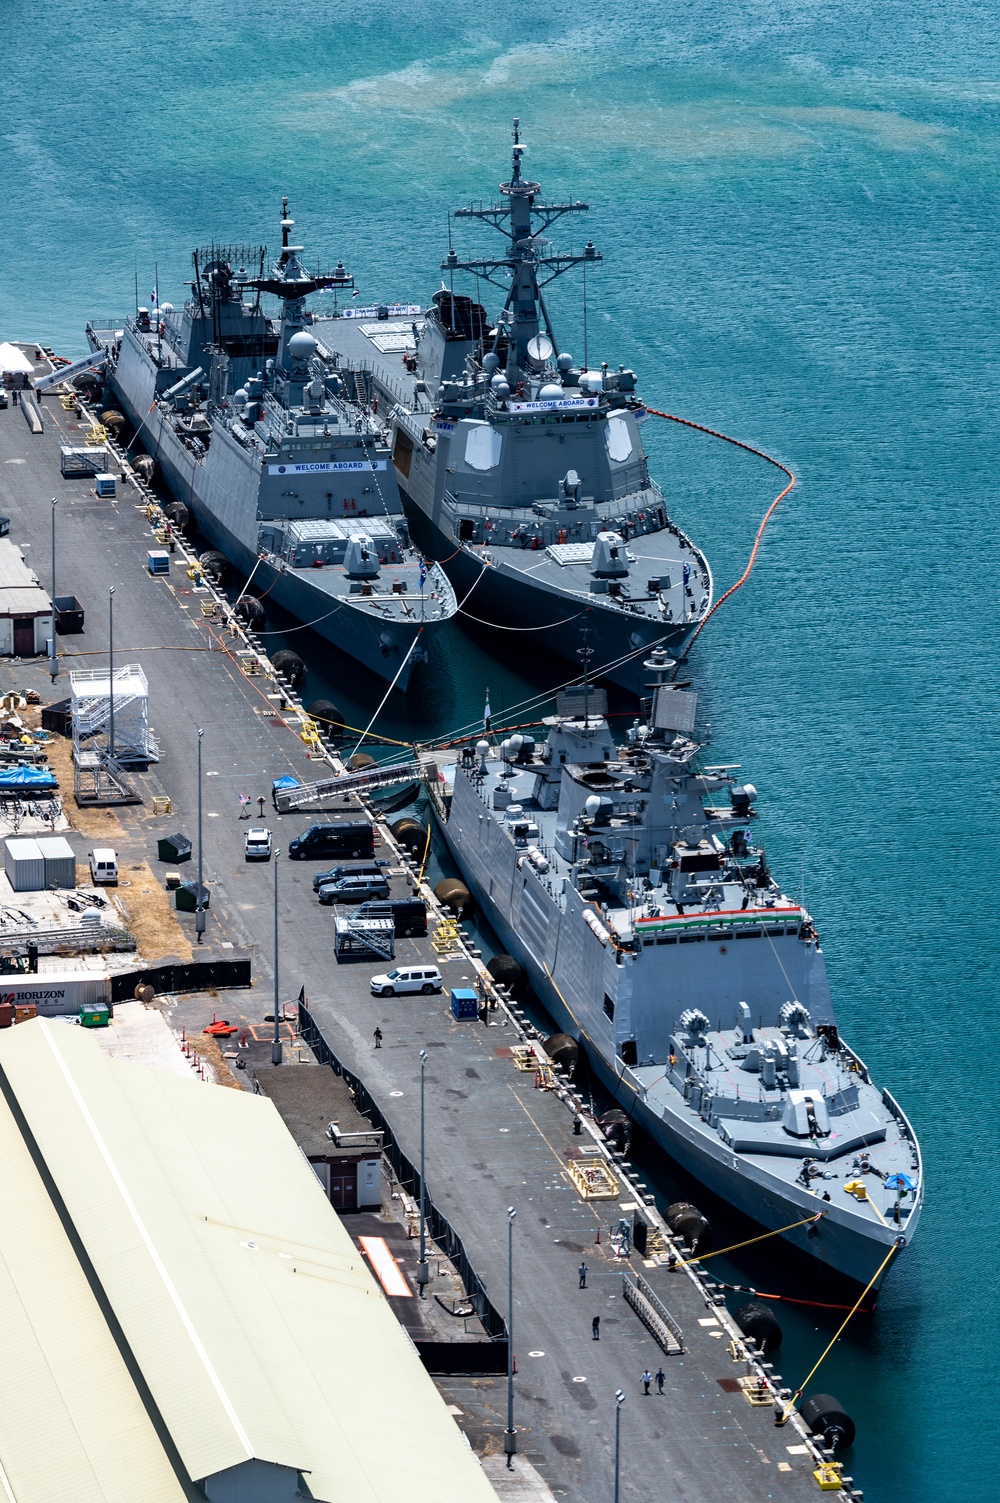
[373,1027,383,1049]
[578,1261,588,1289]
[641,1370,652,1395]
[655,1367,665,1394]
[592,1315,600,1341]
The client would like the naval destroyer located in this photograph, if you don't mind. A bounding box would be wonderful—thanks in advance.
[87,208,457,688]
[428,654,922,1290]
[316,122,711,695]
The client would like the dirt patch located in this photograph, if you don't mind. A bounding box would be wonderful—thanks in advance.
[106,860,193,961]
[187,1030,242,1089]
[43,733,130,839]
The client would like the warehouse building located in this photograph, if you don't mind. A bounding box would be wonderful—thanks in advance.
[0,1020,500,1503]
[0,538,51,656]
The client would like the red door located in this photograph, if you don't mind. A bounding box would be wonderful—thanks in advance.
[12,618,35,655]
[329,1172,357,1211]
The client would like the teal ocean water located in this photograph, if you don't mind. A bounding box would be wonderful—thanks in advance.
[5,4,999,1496]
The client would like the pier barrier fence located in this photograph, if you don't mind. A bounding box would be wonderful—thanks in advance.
[110,955,252,1002]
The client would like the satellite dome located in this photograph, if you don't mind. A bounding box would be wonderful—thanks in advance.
[493,379,510,401]
[288,330,318,363]
[161,302,174,313]
[483,353,500,375]
[538,382,562,400]
[557,352,573,371]
[233,387,249,405]
[585,795,603,818]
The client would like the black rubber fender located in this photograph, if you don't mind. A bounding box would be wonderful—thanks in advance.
[799,1394,855,1451]
[734,1300,783,1352]
[545,1032,579,1077]
[391,817,429,856]
[486,953,525,996]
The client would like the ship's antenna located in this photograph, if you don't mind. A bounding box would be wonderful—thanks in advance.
[582,257,588,370]
[577,621,594,727]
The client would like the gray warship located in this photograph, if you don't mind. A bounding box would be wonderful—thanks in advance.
[87,208,456,689]
[316,122,711,695]
[428,654,922,1290]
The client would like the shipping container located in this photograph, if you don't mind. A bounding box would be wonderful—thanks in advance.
[4,837,45,892]
[35,836,77,889]
[0,971,111,1014]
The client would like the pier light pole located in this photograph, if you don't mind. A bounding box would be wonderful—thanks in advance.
[505,1205,517,1468]
[49,498,58,682]
[108,586,116,761]
[613,1389,626,1503]
[417,1048,429,1295]
[196,729,206,943]
[271,850,282,1064]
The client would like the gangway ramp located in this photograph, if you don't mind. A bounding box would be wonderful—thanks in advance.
[274,758,434,812]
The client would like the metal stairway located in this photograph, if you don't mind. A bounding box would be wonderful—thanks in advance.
[70,665,159,766]
[333,912,395,962]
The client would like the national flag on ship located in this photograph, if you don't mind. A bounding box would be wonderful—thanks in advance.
[419,560,427,589]
[484,691,492,737]
[150,287,158,308]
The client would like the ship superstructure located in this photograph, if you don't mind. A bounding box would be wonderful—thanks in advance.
[87,207,456,687]
[428,653,921,1289]
[316,123,711,694]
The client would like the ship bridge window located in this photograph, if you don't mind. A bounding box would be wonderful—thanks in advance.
[605,415,633,463]
[465,423,503,471]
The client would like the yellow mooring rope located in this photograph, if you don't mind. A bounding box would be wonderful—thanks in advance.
[778,1239,902,1424]
[672,1212,825,1269]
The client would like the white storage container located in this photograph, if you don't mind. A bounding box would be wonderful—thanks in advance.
[35,836,77,889]
[4,837,45,892]
[94,473,117,498]
[0,971,111,1014]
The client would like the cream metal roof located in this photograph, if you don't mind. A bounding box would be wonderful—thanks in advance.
[0,1069,186,1502]
[0,539,50,617]
[0,1020,498,1503]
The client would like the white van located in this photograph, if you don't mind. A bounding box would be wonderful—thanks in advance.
[89,848,118,885]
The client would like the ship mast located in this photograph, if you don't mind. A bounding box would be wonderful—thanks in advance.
[442,118,602,377]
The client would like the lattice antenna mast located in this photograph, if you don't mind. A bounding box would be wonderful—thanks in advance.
[441,118,602,372]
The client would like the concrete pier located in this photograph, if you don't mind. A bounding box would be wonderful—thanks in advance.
[0,374,858,1503]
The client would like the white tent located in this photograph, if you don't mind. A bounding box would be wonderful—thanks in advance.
[0,342,35,375]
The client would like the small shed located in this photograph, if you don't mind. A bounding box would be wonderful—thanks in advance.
[255,1068,383,1212]
[4,838,45,892]
[0,540,52,657]
[35,837,76,889]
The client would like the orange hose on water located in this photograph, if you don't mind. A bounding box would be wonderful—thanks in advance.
[644,406,795,669]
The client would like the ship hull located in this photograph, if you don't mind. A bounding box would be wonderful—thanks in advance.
[104,356,435,690]
[433,802,915,1292]
[402,492,696,695]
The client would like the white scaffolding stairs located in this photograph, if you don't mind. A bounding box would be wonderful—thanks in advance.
[70,665,157,805]
[333,911,395,962]
[70,665,159,765]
